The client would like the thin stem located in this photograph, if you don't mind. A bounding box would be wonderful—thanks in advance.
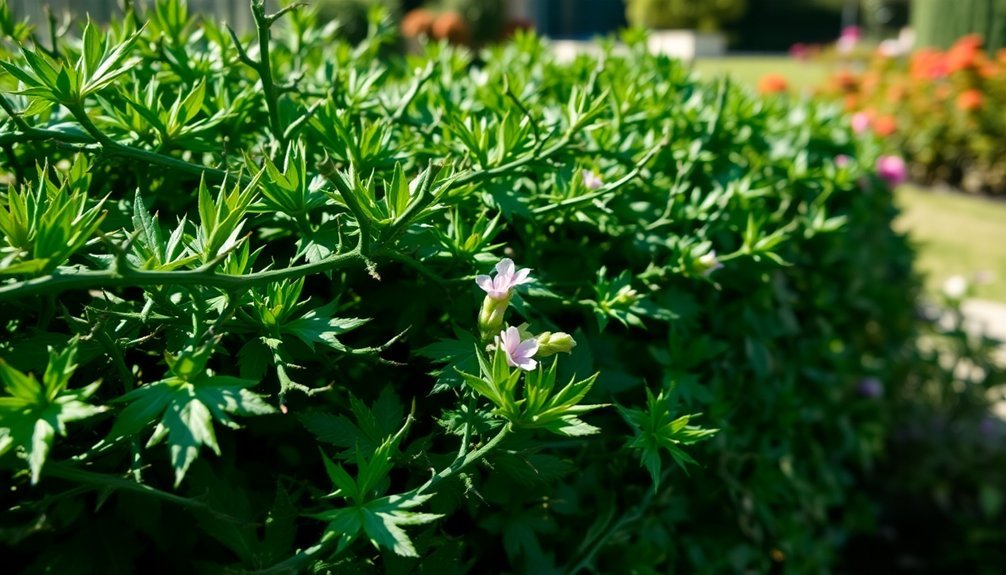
[0,247,364,301]
[411,424,511,498]
[533,141,663,215]
[229,0,291,150]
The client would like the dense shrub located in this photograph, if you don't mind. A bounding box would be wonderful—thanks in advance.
[0,1,997,573]
[818,34,1006,194]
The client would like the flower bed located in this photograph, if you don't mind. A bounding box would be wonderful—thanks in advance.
[819,35,1006,194]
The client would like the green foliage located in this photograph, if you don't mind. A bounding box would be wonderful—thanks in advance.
[0,1,998,573]
[0,341,104,483]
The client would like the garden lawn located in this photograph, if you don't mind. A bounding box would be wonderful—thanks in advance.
[691,56,830,93]
[895,186,1006,303]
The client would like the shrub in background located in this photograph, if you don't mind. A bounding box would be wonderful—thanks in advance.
[316,0,400,42]
[0,0,1001,573]
[625,0,747,31]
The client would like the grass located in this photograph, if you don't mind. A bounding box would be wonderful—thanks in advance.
[690,56,831,93]
[693,56,1006,303]
[894,186,1006,303]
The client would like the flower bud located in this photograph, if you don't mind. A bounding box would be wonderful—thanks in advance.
[535,331,577,357]
[478,294,508,340]
[695,250,723,277]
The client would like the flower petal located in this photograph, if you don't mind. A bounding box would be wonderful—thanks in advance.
[496,258,515,278]
[516,357,537,371]
[512,267,532,285]
[515,338,539,359]
[475,275,494,293]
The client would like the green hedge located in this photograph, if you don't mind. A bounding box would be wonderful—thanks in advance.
[0,1,1000,573]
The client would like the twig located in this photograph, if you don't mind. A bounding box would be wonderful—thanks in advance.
[0,246,364,301]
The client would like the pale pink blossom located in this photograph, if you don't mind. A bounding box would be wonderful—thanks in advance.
[835,154,851,167]
[476,258,533,301]
[851,112,871,134]
[837,25,860,55]
[876,155,907,187]
[582,170,603,191]
[495,326,539,371]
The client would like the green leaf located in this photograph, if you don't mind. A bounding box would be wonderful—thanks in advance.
[108,369,274,486]
[0,344,105,483]
[282,301,369,352]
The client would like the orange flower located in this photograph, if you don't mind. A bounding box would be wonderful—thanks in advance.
[873,115,897,137]
[956,89,983,111]
[887,84,906,103]
[832,70,859,93]
[431,12,470,45]
[401,9,436,38]
[947,35,983,73]
[758,74,789,94]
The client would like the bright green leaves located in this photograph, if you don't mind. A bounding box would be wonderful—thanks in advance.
[588,268,650,331]
[322,160,438,234]
[618,386,717,489]
[0,342,105,483]
[312,410,442,558]
[313,491,441,558]
[0,19,142,106]
[0,0,32,44]
[0,157,106,275]
[109,344,275,486]
[193,172,258,264]
[115,78,225,148]
[459,348,603,437]
[257,141,326,217]
[130,190,198,271]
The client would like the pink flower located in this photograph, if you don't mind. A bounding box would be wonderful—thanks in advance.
[835,154,851,167]
[495,326,539,371]
[789,42,809,60]
[876,155,907,187]
[851,112,871,134]
[837,26,860,55]
[841,26,862,42]
[476,258,533,301]
[582,169,603,191]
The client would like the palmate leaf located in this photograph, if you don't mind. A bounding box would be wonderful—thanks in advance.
[300,386,403,457]
[310,410,440,558]
[109,372,275,486]
[0,343,105,483]
[617,386,718,488]
[281,301,369,352]
[312,492,442,559]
